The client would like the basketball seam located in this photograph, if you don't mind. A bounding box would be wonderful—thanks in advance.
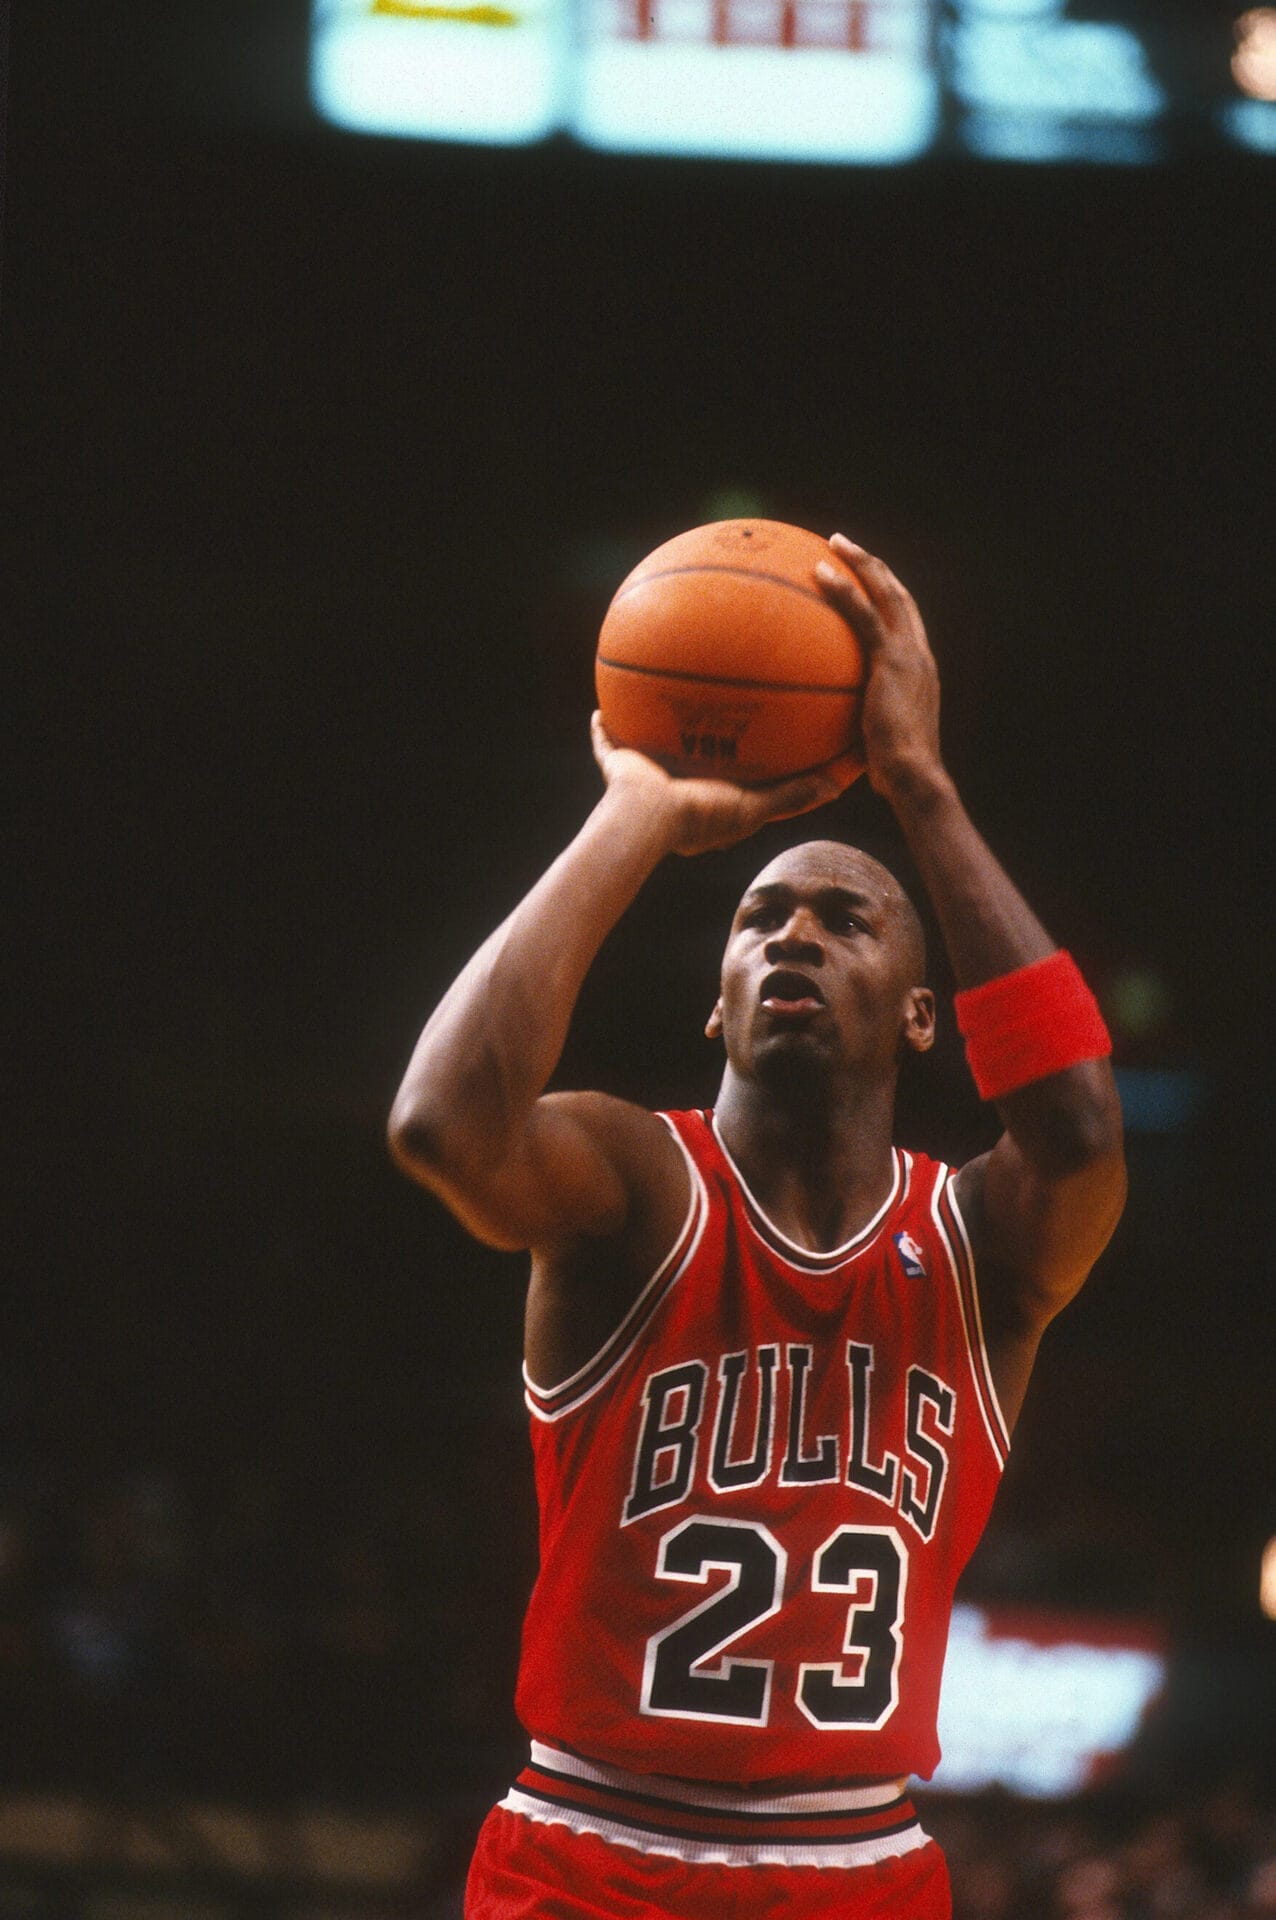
[612,562,842,612]
[596,656,863,697]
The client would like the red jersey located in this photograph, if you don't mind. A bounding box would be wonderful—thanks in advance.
[515,1109,1010,1786]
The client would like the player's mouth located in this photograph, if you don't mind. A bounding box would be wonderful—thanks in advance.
[759,969,825,1018]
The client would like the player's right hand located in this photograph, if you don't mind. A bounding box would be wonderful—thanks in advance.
[590,713,859,857]
[815,538,944,802]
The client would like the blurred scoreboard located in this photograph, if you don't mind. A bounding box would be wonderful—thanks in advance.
[930,1604,1168,1797]
[311,0,1276,161]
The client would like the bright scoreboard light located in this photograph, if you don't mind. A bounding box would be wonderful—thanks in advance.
[575,0,939,162]
[311,0,1276,161]
[312,0,939,160]
[930,1604,1168,1798]
[312,0,568,143]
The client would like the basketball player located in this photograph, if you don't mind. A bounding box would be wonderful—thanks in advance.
[388,535,1126,1919]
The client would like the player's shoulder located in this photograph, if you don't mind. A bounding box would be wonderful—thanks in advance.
[917,1146,991,1261]
[543,1090,712,1148]
[896,1142,950,1182]
[891,1141,959,1214]
[534,1090,695,1230]
[526,1097,702,1387]
[537,1087,682,1157]
[949,1148,988,1214]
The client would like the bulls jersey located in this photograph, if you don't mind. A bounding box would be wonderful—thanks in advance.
[515,1109,1010,1787]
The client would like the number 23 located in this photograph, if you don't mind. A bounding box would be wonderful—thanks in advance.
[641,1515,907,1729]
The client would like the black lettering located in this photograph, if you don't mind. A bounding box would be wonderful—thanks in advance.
[624,1361,708,1524]
[643,1518,784,1724]
[780,1344,839,1483]
[709,1346,778,1492]
[798,1527,905,1729]
[899,1367,954,1542]
[845,1342,899,1505]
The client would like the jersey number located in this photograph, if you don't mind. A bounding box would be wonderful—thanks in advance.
[641,1516,906,1729]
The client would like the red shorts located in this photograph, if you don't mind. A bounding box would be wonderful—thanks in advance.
[465,1803,952,1920]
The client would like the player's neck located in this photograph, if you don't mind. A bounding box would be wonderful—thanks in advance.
[713,1070,898,1256]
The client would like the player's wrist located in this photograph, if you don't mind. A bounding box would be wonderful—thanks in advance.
[595,769,685,859]
[871,752,955,815]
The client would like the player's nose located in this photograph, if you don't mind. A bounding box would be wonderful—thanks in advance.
[764,908,825,964]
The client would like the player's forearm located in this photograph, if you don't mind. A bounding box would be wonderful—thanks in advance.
[883,762,1055,982]
[388,784,675,1177]
[885,760,1122,1172]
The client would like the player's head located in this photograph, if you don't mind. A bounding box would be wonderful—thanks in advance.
[706,841,934,1092]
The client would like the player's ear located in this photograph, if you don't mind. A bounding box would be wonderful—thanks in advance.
[900,987,936,1057]
[705,998,724,1041]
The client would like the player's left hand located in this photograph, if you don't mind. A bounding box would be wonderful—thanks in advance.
[816,536,944,800]
[590,713,860,855]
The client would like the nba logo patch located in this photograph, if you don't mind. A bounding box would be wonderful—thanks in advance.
[894,1231,927,1278]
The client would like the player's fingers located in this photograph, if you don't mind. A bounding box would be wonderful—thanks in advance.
[829,533,894,585]
[822,750,865,795]
[815,554,884,646]
[754,753,862,825]
[590,709,617,767]
[829,535,913,620]
[816,548,874,608]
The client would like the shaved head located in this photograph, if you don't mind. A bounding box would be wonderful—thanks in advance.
[740,841,927,986]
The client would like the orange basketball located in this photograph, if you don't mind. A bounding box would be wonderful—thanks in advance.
[595,519,865,786]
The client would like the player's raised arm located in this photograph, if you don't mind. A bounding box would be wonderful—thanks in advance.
[816,537,1126,1424]
[387,722,854,1257]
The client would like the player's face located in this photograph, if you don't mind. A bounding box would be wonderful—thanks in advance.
[710,844,933,1084]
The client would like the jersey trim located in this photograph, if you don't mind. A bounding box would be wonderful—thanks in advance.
[711,1115,909,1273]
[931,1168,1011,1466]
[523,1120,709,1424]
[499,1741,929,1870]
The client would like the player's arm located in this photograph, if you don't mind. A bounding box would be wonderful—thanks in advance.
[388,722,855,1259]
[817,538,1125,1426]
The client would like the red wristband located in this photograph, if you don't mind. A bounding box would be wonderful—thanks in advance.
[954,951,1111,1102]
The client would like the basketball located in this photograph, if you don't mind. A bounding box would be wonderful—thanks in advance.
[595,519,865,786]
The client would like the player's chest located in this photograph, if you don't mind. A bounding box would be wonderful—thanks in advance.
[617,1245,962,1549]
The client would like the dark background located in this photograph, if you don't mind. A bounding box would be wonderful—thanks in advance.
[5,0,1274,1833]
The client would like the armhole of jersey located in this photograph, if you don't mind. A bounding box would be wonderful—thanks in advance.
[523,1117,709,1424]
[930,1166,1012,1469]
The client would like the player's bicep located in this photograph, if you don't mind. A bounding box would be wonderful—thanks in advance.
[957,1128,1127,1331]
[404,1091,671,1256]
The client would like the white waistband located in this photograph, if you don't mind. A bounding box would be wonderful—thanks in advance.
[528,1739,909,1815]
[501,1741,929,1872]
